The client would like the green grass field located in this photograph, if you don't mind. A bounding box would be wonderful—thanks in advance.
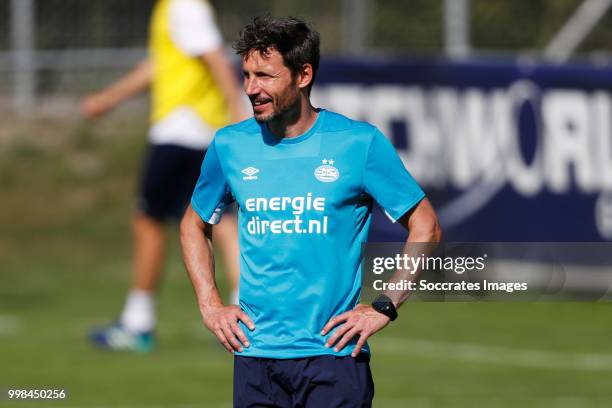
[2,113,612,407]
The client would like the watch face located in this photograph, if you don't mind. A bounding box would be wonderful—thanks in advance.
[373,295,397,320]
[374,300,389,313]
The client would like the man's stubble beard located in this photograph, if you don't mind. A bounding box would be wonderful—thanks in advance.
[254,84,300,124]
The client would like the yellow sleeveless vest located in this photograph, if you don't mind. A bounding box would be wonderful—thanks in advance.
[149,0,230,127]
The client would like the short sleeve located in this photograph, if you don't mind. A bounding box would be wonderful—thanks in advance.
[191,139,233,224]
[169,0,223,56]
[364,129,425,223]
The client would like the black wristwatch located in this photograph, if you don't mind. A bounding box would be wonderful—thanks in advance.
[371,294,398,321]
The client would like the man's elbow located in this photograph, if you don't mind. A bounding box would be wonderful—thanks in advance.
[180,208,200,241]
[430,216,443,242]
[181,207,212,243]
[179,213,192,246]
[412,212,443,243]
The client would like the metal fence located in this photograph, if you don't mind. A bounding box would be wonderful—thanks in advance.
[2,0,612,113]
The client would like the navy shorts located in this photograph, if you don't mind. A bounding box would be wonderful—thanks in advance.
[234,354,374,408]
[135,144,205,221]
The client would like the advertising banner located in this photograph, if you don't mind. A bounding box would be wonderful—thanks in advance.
[312,57,612,241]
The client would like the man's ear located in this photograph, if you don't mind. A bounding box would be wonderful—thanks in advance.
[296,63,314,90]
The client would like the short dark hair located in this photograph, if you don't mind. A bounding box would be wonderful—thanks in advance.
[234,16,321,92]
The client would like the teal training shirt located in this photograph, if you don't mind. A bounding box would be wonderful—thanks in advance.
[191,109,425,358]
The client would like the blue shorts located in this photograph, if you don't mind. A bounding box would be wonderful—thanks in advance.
[234,354,374,408]
[136,144,205,221]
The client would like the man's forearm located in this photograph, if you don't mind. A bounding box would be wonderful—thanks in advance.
[385,199,442,308]
[101,59,152,108]
[201,50,246,122]
[180,207,224,309]
[81,59,152,119]
[180,206,254,353]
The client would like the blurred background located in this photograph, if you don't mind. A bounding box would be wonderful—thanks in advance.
[5,0,612,97]
[2,1,612,407]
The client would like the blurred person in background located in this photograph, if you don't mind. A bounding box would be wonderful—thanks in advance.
[81,0,246,352]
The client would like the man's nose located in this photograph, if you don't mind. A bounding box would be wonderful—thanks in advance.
[244,77,260,96]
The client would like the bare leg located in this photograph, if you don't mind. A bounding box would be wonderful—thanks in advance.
[118,213,166,332]
[131,213,166,292]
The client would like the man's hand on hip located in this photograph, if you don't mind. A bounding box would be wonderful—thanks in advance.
[321,304,390,357]
[201,304,255,353]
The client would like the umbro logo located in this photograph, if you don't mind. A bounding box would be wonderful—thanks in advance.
[242,166,259,180]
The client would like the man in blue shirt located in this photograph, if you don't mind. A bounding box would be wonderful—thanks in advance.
[180,16,442,407]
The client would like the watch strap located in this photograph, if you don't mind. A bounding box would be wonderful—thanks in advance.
[371,294,398,321]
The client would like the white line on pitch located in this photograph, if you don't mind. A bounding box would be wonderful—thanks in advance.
[374,396,605,408]
[375,337,612,372]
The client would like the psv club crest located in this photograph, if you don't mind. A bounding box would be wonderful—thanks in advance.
[314,159,340,183]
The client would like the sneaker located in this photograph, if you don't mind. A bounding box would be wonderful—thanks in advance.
[90,322,155,352]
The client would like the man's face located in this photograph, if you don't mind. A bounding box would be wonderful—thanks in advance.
[242,48,300,123]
